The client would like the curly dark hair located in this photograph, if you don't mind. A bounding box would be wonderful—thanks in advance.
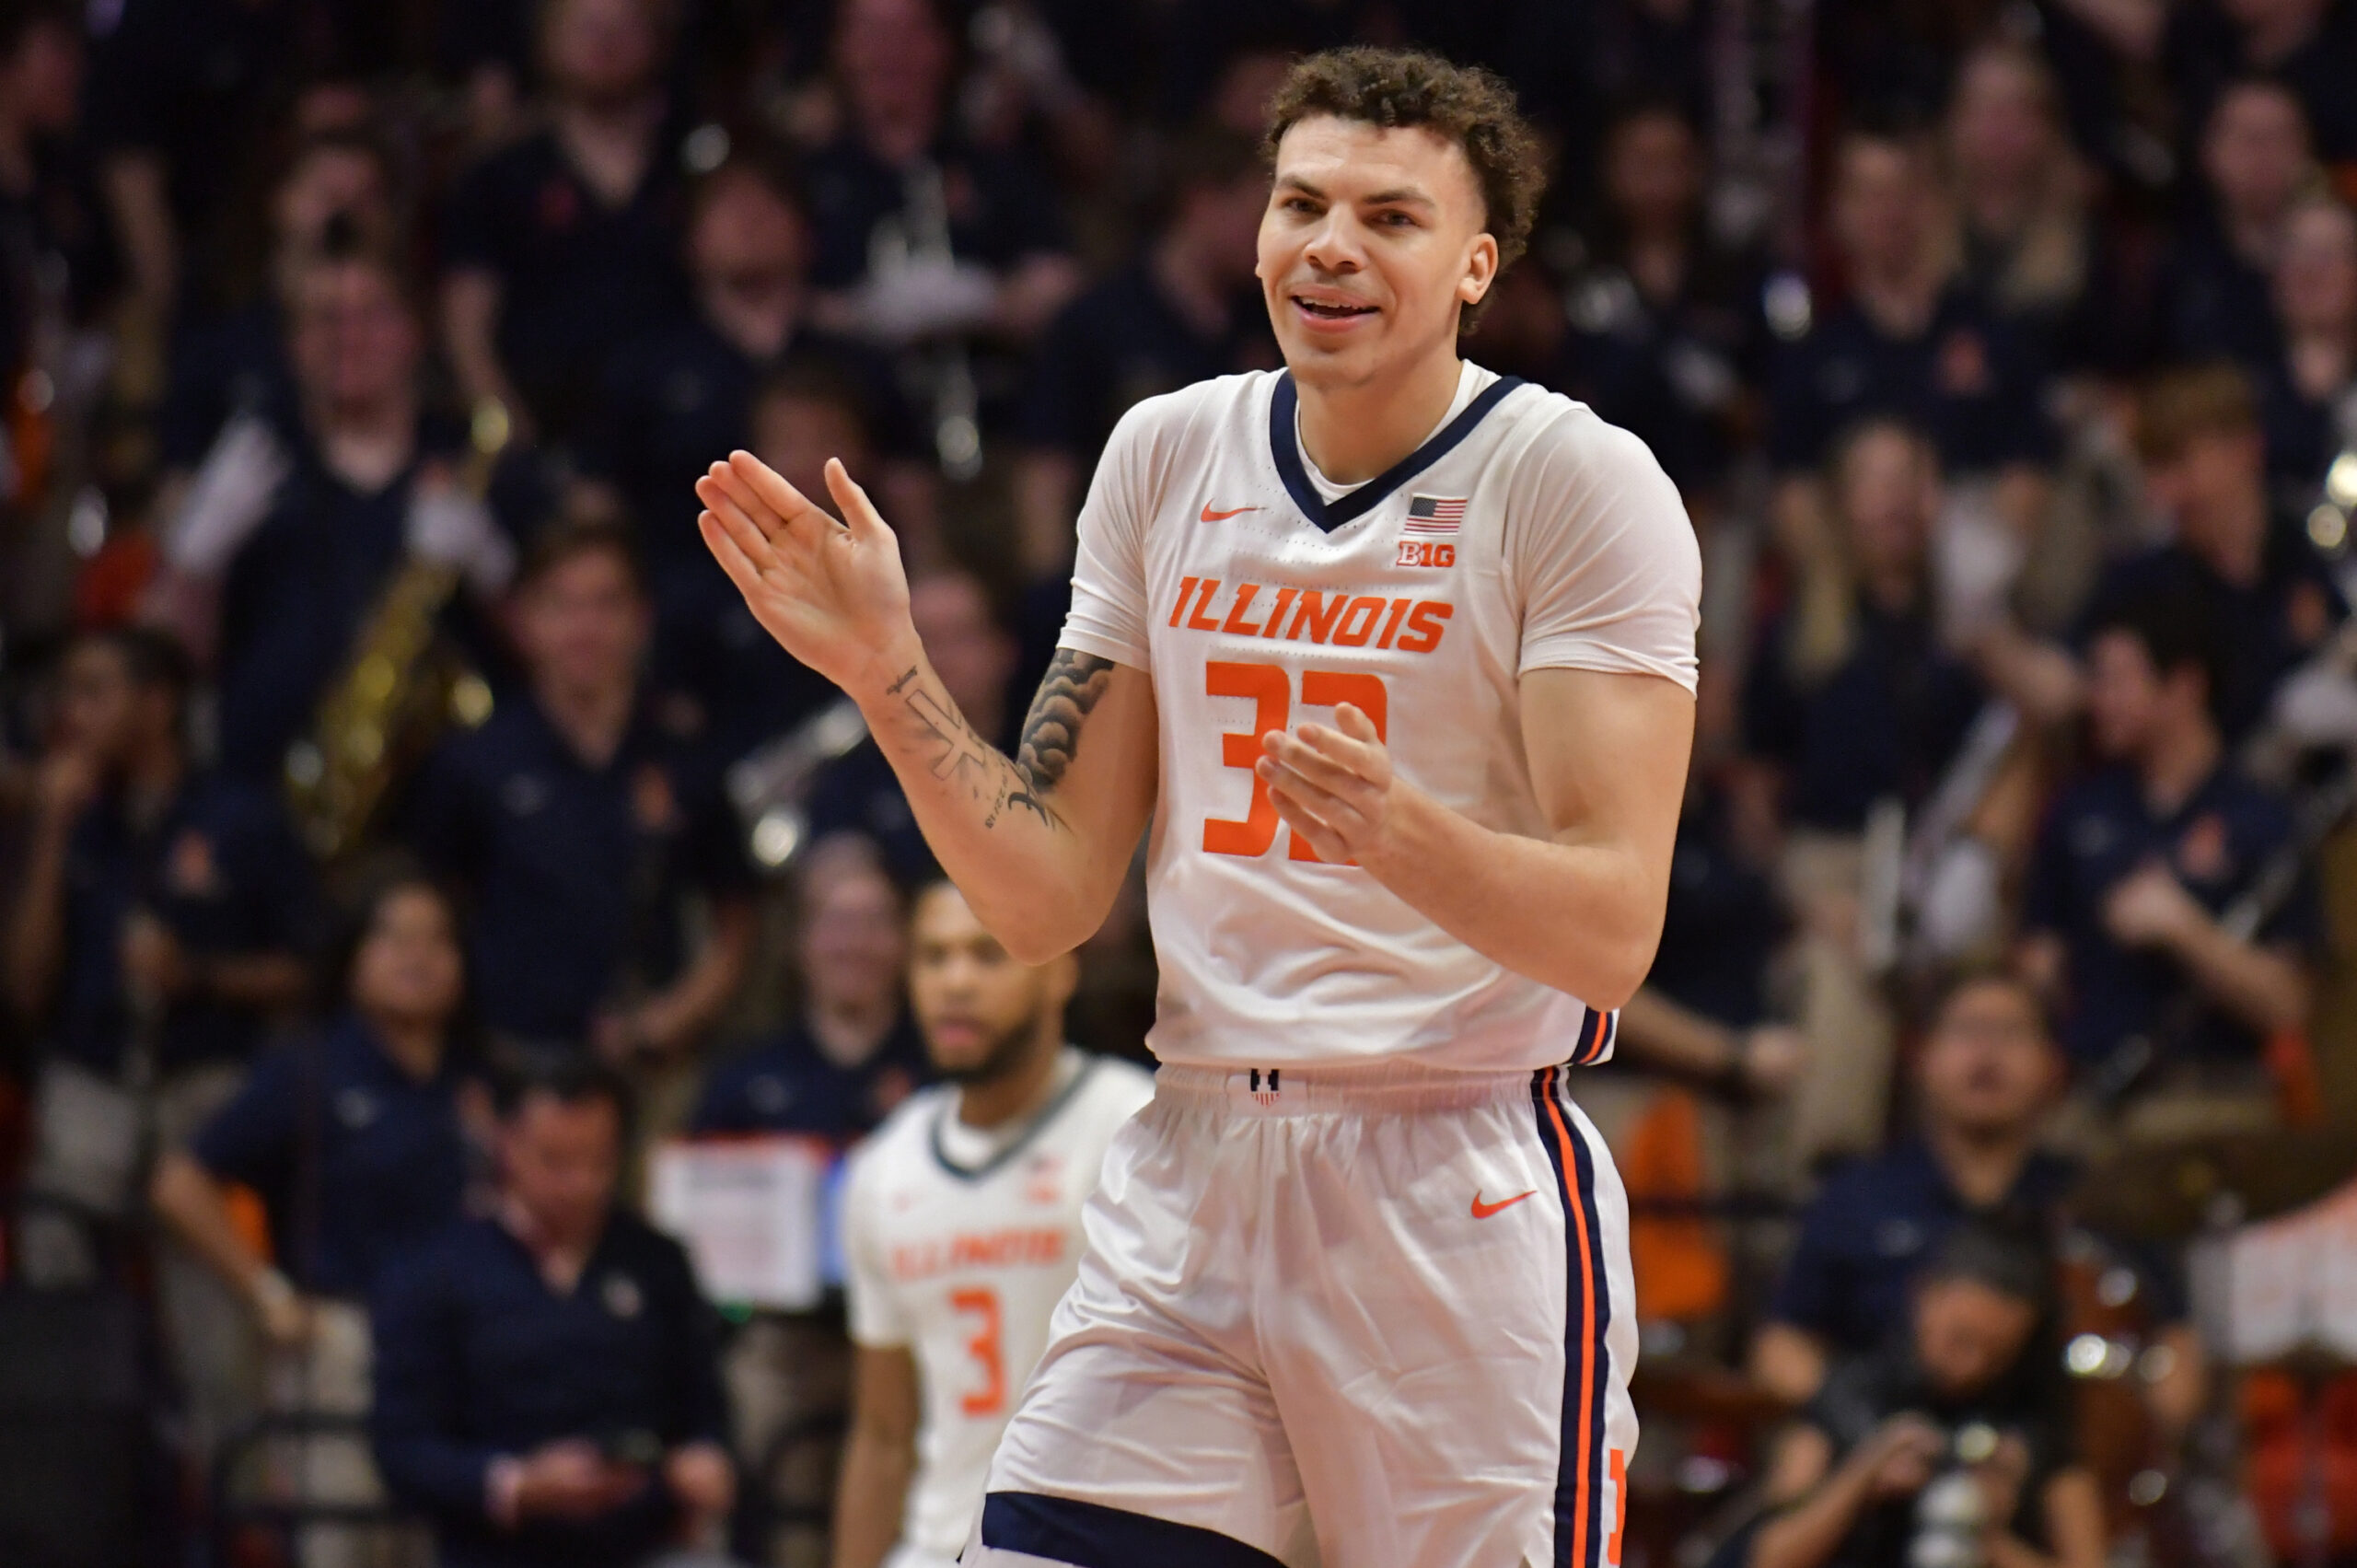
[1263,46,1547,319]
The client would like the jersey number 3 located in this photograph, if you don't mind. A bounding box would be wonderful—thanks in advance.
[950,1286,1005,1416]
[1202,660,1388,864]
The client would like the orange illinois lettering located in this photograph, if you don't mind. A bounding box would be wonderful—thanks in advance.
[1329,596,1387,647]
[1396,600,1454,654]
[1220,583,1265,635]
[1259,586,1298,638]
[1375,598,1414,649]
[1186,579,1225,631]
[1167,576,1199,628]
[1286,590,1348,644]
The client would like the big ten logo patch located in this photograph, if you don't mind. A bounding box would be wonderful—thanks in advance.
[1396,539,1456,569]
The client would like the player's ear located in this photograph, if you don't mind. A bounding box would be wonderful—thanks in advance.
[1459,232,1499,308]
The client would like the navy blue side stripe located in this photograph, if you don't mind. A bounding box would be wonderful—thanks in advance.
[1530,1066,1614,1568]
[981,1491,1288,1568]
[1267,370,1526,533]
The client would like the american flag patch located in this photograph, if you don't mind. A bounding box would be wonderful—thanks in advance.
[1403,494,1467,534]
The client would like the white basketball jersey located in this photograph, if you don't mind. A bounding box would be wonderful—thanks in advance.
[842,1051,1155,1559]
[1058,362,1701,1073]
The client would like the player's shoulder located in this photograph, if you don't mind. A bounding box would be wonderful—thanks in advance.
[1481,370,1672,483]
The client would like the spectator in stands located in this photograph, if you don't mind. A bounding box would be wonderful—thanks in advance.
[2107,364,2342,742]
[2154,79,2316,369]
[1748,1221,2106,1568]
[0,0,113,398]
[2017,588,2319,1127]
[3,625,315,1457]
[1944,41,2121,375]
[648,361,903,773]
[802,566,1018,887]
[1549,98,1767,503]
[86,0,301,325]
[805,0,1081,459]
[1741,419,1989,1167]
[152,873,479,1566]
[371,1058,734,1568]
[2257,193,2357,503]
[1752,970,2203,1440]
[593,152,930,597]
[691,835,926,1141]
[1769,124,2052,598]
[154,245,518,776]
[407,521,754,1065]
[157,130,401,481]
[1012,125,1274,575]
[2165,0,2357,168]
[441,0,689,448]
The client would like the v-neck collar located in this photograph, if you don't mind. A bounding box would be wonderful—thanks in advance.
[927,1054,1098,1183]
[1267,368,1525,534]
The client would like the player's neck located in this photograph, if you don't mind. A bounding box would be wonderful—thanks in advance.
[1292,345,1466,485]
[956,1035,1066,1132]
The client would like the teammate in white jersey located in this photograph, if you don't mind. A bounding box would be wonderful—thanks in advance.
[697,45,1699,1568]
[834,882,1154,1568]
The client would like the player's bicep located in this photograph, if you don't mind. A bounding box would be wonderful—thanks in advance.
[1016,652,1158,885]
[847,1344,923,1446]
[1519,666,1692,879]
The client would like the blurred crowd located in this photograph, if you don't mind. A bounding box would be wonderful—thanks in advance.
[1,0,2356,1564]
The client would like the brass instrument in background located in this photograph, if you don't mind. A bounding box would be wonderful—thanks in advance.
[284,400,511,864]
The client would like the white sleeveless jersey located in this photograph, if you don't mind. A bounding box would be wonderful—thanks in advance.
[842,1051,1155,1560]
[1058,363,1701,1073]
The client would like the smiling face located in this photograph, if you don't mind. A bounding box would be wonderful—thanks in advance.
[1257,115,1497,390]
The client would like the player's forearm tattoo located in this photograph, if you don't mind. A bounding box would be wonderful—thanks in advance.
[1015,650,1115,802]
[890,666,1062,832]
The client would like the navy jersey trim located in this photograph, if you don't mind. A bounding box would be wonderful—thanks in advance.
[981,1490,1289,1568]
[1267,370,1526,534]
[1531,1065,1614,1568]
[926,1054,1102,1183]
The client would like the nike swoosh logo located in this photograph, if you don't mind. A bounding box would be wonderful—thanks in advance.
[1200,504,1260,522]
[1471,1189,1539,1220]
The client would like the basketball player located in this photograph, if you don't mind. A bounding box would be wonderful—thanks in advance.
[698,47,1700,1568]
[834,881,1154,1568]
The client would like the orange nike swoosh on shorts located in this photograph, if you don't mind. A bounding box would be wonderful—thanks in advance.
[1200,504,1260,521]
[1470,1188,1538,1219]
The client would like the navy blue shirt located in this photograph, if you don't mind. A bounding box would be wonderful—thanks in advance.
[1769,1139,2080,1353]
[1648,791,1788,1028]
[2151,219,2281,371]
[1548,247,1768,493]
[645,562,838,775]
[440,130,691,445]
[53,772,316,1076]
[369,1210,729,1568]
[191,1014,474,1300]
[2257,357,2345,507]
[1769,285,2053,474]
[802,739,938,889]
[1018,261,1275,463]
[589,316,919,590]
[2024,762,2321,1070]
[801,134,1071,294]
[1743,596,1989,832]
[406,697,754,1046]
[2074,517,2346,746]
[690,1016,929,1143]
[159,299,299,471]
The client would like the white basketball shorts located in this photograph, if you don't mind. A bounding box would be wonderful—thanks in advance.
[962,1054,1638,1568]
